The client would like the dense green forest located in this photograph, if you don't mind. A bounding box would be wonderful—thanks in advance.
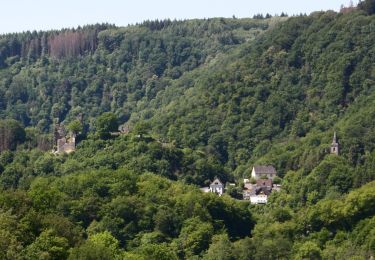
[0,0,375,259]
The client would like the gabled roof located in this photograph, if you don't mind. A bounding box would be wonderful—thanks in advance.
[255,186,272,196]
[210,177,223,186]
[253,165,277,174]
[332,131,339,144]
[256,179,273,187]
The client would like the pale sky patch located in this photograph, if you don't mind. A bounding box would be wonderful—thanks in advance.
[0,0,351,34]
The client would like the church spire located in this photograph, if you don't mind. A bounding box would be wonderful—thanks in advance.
[330,131,339,155]
[332,131,337,144]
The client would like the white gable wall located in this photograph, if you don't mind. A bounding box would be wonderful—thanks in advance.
[250,194,268,204]
[210,186,223,195]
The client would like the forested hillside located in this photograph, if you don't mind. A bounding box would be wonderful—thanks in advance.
[0,18,271,129]
[0,1,375,259]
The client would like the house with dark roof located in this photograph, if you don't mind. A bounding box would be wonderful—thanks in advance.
[243,167,281,204]
[250,186,271,204]
[251,165,277,180]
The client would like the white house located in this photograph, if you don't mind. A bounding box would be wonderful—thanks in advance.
[250,193,268,204]
[251,165,277,180]
[210,178,224,196]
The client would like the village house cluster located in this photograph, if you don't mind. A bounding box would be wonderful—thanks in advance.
[200,165,281,204]
[201,132,340,204]
[243,165,281,204]
[53,122,340,205]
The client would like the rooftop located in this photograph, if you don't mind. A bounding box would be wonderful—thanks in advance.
[210,177,223,186]
[253,165,277,174]
[256,179,273,187]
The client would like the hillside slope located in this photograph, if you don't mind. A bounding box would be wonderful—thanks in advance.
[0,18,272,129]
[142,11,375,177]
[0,4,374,259]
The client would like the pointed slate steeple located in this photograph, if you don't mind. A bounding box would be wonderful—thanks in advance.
[330,131,339,155]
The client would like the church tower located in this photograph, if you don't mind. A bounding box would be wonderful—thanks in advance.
[330,131,339,155]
